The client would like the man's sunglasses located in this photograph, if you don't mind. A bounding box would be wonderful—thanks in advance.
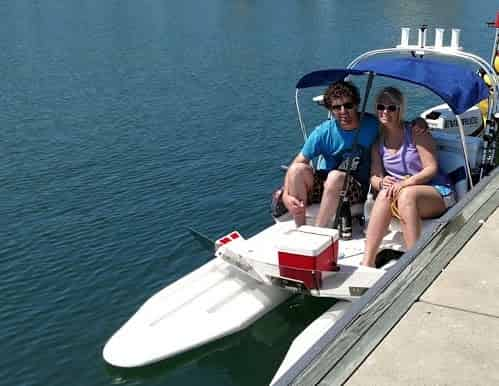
[331,102,355,111]
[376,104,399,112]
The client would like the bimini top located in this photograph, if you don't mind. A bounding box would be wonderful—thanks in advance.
[296,57,490,114]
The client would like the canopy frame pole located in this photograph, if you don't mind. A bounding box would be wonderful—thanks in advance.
[489,20,499,69]
[295,89,308,142]
[481,22,499,177]
[456,115,474,189]
[357,72,375,131]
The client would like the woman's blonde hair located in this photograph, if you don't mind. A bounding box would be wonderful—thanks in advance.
[375,86,406,124]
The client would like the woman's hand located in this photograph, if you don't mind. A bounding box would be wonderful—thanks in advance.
[387,181,405,199]
[380,175,397,190]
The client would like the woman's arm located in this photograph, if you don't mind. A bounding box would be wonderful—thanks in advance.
[403,132,439,187]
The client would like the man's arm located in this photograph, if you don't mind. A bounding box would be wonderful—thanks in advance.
[369,139,387,191]
[289,154,309,168]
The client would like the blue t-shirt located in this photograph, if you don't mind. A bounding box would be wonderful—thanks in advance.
[301,113,379,185]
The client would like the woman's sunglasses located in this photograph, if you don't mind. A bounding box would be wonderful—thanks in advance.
[331,102,355,111]
[376,104,399,112]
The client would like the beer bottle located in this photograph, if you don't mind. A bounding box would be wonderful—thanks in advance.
[339,196,352,240]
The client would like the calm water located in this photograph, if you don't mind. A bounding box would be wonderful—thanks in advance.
[1,1,496,385]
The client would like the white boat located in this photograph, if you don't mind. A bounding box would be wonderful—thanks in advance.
[102,255,290,368]
[103,223,388,367]
[103,16,499,374]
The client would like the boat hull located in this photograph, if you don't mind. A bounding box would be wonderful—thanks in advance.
[270,301,350,385]
[102,257,290,367]
[103,221,390,368]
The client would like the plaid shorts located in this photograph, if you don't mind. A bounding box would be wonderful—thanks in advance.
[271,170,366,218]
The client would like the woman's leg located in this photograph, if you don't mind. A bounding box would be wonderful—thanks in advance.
[362,189,393,267]
[397,185,446,249]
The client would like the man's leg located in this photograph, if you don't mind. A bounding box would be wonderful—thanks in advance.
[315,170,345,227]
[285,163,314,226]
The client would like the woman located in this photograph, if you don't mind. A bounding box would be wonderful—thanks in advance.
[362,87,455,267]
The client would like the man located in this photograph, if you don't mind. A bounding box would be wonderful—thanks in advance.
[282,81,378,227]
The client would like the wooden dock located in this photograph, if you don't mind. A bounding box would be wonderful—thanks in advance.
[274,168,499,385]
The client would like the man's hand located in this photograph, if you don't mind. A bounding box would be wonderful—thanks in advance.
[283,193,306,216]
[412,117,429,136]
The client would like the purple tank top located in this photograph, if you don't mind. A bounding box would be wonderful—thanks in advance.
[380,124,422,180]
[379,125,451,186]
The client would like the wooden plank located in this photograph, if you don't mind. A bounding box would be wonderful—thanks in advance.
[272,170,499,386]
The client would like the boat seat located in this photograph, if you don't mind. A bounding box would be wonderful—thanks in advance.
[431,130,483,200]
[275,202,363,226]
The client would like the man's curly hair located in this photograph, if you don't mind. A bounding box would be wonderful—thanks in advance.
[323,81,360,110]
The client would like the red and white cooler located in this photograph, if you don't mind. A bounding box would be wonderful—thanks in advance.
[276,225,339,289]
